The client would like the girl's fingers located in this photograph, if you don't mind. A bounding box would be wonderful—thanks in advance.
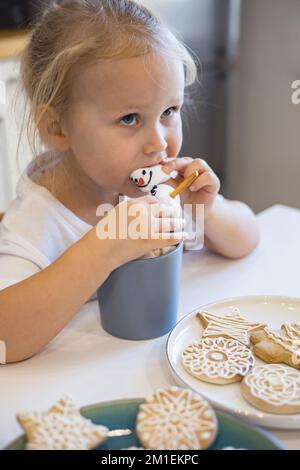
[163,157,216,185]
[138,195,161,205]
[189,169,220,193]
[151,204,178,218]
[163,157,194,176]
[156,217,186,233]
[181,158,212,180]
[157,231,189,244]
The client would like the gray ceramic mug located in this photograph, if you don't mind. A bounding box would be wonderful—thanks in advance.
[97,242,183,340]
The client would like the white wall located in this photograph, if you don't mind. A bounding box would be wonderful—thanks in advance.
[0,59,32,211]
[225,0,300,212]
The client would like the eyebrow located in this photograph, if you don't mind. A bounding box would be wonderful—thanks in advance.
[115,99,184,113]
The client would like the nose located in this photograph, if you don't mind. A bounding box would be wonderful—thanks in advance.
[143,123,168,158]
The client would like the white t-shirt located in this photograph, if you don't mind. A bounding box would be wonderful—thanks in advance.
[0,152,208,299]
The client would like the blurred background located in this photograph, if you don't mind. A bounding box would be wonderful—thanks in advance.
[0,0,299,213]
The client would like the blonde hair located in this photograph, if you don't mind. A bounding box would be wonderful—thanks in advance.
[16,0,199,166]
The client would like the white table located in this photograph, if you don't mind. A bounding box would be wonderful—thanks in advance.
[1,204,300,450]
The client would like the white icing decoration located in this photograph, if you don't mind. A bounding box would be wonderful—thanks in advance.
[244,364,300,407]
[17,396,108,450]
[182,337,254,381]
[198,311,265,346]
[264,327,300,365]
[282,322,300,341]
[137,388,216,450]
[210,352,225,361]
[130,165,178,194]
[129,166,181,212]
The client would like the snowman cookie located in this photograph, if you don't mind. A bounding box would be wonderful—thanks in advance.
[130,165,182,258]
[251,326,300,370]
[130,165,181,213]
[136,386,217,450]
[241,364,300,414]
[130,165,178,196]
[182,337,255,385]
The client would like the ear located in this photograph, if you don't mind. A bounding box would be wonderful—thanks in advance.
[35,104,70,151]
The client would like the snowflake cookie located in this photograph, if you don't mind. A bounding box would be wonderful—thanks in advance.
[182,337,255,384]
[17,395,109,450]
[241,364,300,414]
[136,386,218,450]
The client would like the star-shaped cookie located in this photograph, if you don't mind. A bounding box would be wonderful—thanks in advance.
[17,395,109,450]
[197,310,265,346]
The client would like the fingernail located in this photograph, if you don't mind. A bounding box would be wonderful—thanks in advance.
[189,185,196,191]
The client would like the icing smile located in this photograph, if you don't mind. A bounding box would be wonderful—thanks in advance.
[137,170,153,188]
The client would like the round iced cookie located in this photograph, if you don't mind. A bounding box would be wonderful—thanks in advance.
[241,364,300,414]
[182,337,255,385]
[136,386,217,450]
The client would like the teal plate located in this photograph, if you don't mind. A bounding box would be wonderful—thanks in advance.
[6,398,285,450]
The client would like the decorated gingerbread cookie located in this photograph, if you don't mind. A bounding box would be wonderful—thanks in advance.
[130,165,178,197]
[182,337,255,384]
[136,386,217,450]
[251,326,300,369]
[17,395,109,450]
[129,165,181,214]
[281,322,300,341]
[197,310,265,347]
[241,364,300,414]
[130,165,182,259]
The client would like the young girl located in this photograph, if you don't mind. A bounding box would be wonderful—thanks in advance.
[0,0,259,363]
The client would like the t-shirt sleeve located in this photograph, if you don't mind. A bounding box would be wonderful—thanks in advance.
[0,255,41,291]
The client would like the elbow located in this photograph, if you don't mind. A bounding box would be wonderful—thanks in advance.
[223,202,260,259]
[225,223,260,260]
[0,336,40,364]
[0,324,38,365]
[205,220,260,260]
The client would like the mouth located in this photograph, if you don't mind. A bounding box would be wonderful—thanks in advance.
[136,170,153,188]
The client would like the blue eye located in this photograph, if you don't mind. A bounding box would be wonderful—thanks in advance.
[120,114,138,126]
[119,107,179,126]
[162,107,179,118]
[162,108,174,118]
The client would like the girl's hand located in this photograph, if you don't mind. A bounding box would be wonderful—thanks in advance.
[96,195,187,271]
[162,157,221,215]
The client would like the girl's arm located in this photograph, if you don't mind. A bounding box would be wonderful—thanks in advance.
[0,196,186,363]
[204,197,260,259]
[0,228,113,363]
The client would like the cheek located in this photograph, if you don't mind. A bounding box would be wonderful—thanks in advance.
[168,121,183,157]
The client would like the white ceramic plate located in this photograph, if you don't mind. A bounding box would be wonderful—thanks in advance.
[166,295,300,430]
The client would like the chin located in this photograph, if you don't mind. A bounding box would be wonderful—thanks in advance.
[121,182,146,199]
